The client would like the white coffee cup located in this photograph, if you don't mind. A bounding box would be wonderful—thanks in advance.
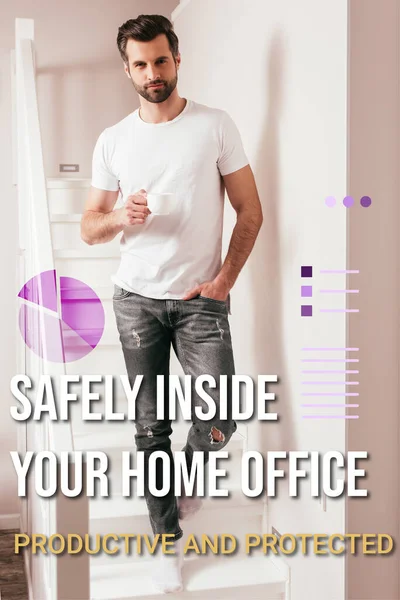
[146,193,178,215]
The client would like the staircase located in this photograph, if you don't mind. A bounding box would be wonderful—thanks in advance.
[48,177,289,599]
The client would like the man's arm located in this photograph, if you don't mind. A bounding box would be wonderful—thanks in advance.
[216,164,263,291]
[183,164,263,300]
[81,187,150,245]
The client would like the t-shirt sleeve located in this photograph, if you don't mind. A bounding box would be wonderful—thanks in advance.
[217,111,249,176]
[91,130,119,191]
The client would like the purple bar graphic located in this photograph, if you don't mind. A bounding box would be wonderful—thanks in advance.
[301,285,312,297]
[302,393,359,396]
[302,415,359,419]
[301,266,313,277]
[301,381,359,385]
[301,404,359,408]
[320,289,359,293]
[302,348,359,351]
[320,309,359,313]
[301,370,359,374]
[301,305,313,317]
[320,270,360,274]
[301,359,359,362]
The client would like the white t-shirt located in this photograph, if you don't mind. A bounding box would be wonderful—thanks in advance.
[91,98,249,299]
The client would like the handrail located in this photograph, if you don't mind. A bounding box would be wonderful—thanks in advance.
[16,21,74,456]
[15,19,90,600]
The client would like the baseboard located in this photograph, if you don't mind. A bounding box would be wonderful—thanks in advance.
[0,513,20,530]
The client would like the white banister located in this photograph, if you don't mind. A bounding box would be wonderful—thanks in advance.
[15,17,74,452]
[14,18,89,600]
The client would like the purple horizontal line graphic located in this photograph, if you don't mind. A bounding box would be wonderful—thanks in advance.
[320,289,359,293]
[301,370,359,374]
[301,359,359,363]
[302,415,359,419]
[301,392,359,396]
[301,381,359,385]
[302,348,359,351]
[320,309,359,313]
[301,404,359,408]
[320,270,360,274]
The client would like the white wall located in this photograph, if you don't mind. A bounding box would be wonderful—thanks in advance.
[0,0,178,517]
[173,1,348,599]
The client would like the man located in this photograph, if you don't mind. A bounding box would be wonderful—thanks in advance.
[81,14,263,594]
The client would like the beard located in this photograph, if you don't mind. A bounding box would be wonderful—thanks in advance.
[131,71,178,104]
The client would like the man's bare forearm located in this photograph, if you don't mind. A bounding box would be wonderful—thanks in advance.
[215,208,263,290]
[81,209,123,245]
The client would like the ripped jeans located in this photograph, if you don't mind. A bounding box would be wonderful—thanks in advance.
[113,286,237,540]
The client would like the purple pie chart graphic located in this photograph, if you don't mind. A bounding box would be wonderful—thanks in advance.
[18,270,105,363]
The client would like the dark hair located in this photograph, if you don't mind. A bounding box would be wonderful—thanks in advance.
[117,15,179,64]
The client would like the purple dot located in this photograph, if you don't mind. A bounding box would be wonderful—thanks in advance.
[325,196,336,208]
[360,195,372,208]
[343,196,354,208]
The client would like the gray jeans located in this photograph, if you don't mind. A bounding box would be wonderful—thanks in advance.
[113,285,237,540]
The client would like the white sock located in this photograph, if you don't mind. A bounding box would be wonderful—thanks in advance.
[178,494,203,521]
[152,537,184,594]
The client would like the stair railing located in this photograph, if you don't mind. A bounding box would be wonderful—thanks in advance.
[14,18,89,600]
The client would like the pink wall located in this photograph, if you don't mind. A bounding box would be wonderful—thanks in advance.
[0,0,178,517]
[347,1,400,598]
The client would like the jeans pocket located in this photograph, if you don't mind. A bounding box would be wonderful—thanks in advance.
[198,295,227,306]
[113,285,133,300]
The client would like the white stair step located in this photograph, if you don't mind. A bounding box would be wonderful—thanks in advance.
[90,555,286,600]
[51,222,120,253]
[47,177,91,189]
[59,283,114,301]
[90,490,261,567]
[55,258,120,289]
[90,486,263,522]
[87,433,245,511]
[65,346,126,376]
[54,247,120,259]
[97,337,120,347]
[51,213,82,222]
[91,510,263,560]
[47,179,91,213]
[91,512,261,539]
[89,433,247,509]
[62,328,119,348]
[73,423,245,454]
[93,284,115,300]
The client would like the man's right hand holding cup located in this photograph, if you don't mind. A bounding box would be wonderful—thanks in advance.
[118,189,151,226]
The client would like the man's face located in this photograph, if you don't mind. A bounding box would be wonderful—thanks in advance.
[124,34,180,103]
